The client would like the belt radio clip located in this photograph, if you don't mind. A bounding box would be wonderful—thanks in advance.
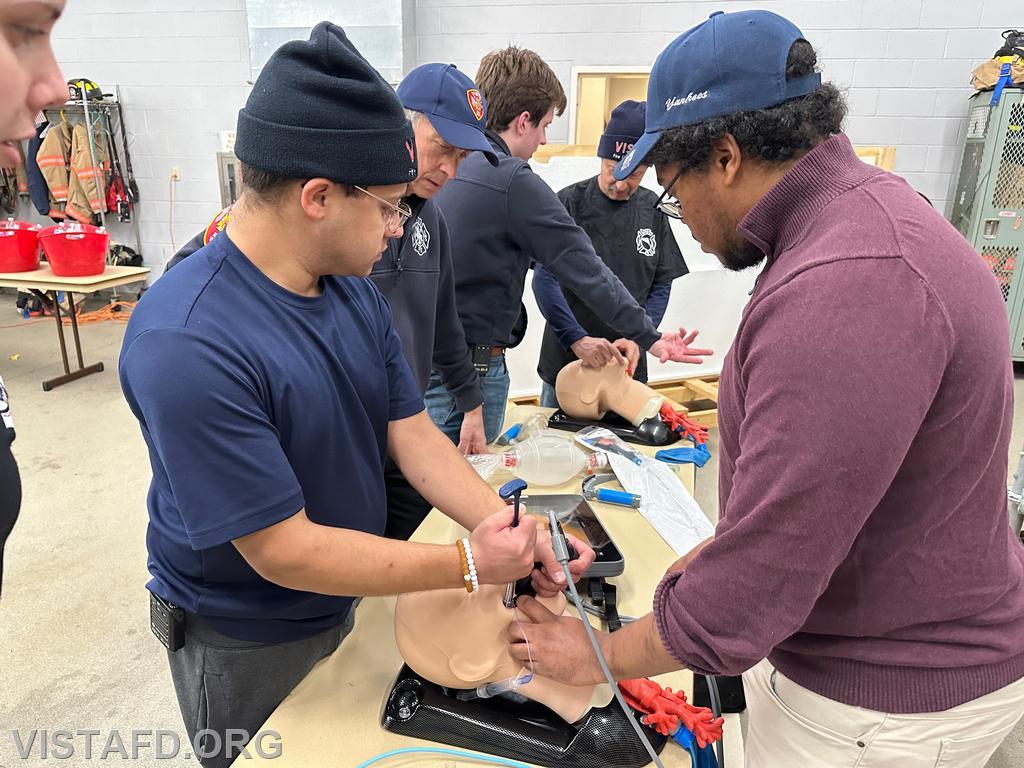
[471,345,492,374]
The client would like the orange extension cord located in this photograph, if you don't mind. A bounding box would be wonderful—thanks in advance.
[0,300,136,330]
[64,300,137,325]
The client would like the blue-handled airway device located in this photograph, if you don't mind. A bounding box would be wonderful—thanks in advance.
[498,479,529,608]
[498,479,528,526]
[582,474,641,508]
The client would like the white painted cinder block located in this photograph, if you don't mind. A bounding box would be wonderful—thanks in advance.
[422,0,986,204]
[777,0,865,30]
[853,60,917,88]
[944,28,1006,60]
[876,89,937,117]
[980,0,1015,28]
[910,59,975,89]
[845,88,880,116]
[893,145,930,173]
[820,59,857,87]
[899,116,964,146]
[166,11,249,39]
[827,29,890,60]
[636,2,710,33]
[860,0,923,29]
[919,0,984,29]
[40,0,997,284]
[47,0,251,270]
[885,29,949,59]
[845,115,906,145]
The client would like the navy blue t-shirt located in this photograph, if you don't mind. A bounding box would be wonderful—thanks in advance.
[119,232,423,642]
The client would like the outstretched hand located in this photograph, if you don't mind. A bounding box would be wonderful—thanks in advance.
[649,328,714,364]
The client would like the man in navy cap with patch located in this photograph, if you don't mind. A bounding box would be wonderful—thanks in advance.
[532,99,689,408]
[378,62,500,539]
[510,11,1024,767]
[166,62,503,541]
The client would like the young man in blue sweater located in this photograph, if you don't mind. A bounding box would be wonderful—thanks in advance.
[431,47,711,445]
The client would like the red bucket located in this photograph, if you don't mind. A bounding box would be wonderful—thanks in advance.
[39,222,109,277]
[0,219,41,272]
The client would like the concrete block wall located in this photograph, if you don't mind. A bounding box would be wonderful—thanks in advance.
[415,0,1017,212]
[45,0,252,275]
[36,0,1016,275]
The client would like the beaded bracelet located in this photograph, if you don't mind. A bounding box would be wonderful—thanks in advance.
[455,538,473,593]
[463,537,479,593]
[456,537,480,593]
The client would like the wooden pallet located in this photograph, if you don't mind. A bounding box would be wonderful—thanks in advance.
[650,375,719,428]
[509,374,720,428]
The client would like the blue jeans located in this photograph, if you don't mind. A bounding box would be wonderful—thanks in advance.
[539,381,559,410]
[426,356,509,445]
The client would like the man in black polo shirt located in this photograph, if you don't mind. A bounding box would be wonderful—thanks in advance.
[533,100,688,408]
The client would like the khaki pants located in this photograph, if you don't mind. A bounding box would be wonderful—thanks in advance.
[743,659,1024,768]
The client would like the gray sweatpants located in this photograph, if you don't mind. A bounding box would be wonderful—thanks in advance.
[166,610,354,768]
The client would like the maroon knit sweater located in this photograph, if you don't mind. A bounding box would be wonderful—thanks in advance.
[654,134,1024,713]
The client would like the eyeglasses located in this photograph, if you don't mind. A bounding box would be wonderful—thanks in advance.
[355,185,413,232]
[653,167,684,220]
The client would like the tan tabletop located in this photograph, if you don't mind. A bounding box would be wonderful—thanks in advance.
[238,405,705,768]
[0,264,149,292]
[0,265,150,390]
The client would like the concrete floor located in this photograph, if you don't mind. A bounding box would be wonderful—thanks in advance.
[0,295,1022,767]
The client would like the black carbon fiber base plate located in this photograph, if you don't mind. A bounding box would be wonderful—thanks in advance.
[380,666,668,768]
[547,411,678,447]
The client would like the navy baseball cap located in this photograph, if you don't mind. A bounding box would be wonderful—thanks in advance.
[398,63,499,166]
[616,10,821,179]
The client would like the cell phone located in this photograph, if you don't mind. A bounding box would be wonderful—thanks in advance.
[149,591,185,652]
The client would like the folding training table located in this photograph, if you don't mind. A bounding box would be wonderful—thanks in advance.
[0,265,149,390]
[235,405,726,768]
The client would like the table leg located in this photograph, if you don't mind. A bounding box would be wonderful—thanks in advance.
[50,290,71,376]
[67,292,86,369]
[41,290,105,391]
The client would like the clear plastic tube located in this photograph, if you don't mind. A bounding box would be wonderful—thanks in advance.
[464,669,534,700]
[457,606,534,702]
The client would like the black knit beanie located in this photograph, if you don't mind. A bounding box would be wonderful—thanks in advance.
[597,100,646,162]
[234,22,417,186]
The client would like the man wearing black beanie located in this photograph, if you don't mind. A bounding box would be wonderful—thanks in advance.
[119,24,594,768]
[532,99,689,407]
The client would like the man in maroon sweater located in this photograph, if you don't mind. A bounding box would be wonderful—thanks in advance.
[511,11,1024,766]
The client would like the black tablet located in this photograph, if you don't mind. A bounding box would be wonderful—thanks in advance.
[522,493,625,578]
